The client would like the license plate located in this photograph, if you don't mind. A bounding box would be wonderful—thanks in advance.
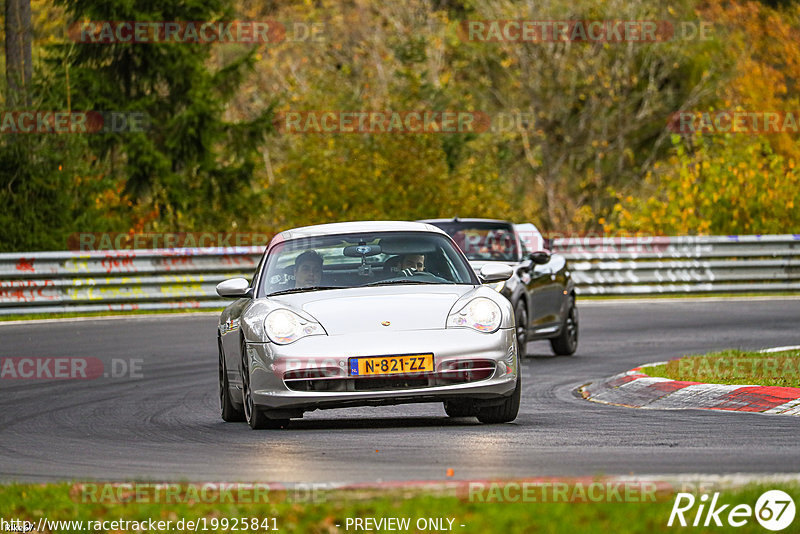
[349,354,434,376]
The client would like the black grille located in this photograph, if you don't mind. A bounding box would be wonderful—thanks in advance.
[283,359,496,392]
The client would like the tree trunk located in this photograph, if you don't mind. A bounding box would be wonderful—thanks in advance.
[4,0,33,106]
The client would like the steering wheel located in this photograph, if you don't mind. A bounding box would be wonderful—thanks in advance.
[400,269,449,283]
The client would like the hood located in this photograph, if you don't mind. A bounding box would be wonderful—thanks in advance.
[273,285,475,335]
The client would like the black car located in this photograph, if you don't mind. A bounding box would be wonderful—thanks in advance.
[419,218,578,356]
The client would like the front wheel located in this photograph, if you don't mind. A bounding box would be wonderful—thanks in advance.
[241,354,288,430]
[476,375,521,424]
[550,295,578,356]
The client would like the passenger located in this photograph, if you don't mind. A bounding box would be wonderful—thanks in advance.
[294,250,323,287]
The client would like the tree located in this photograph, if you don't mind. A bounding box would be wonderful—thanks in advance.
[241,0,728,233]
[607,133,800,235]
[450,0,726,232]
[51,0,275,231]
[4,0,33,105]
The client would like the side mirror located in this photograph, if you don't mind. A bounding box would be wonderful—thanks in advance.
[216,278,253,298]
[479,263,513,283]
[529,251,551,265]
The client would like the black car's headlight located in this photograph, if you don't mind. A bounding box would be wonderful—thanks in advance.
[446,297,502,333]
[264,309,325,344]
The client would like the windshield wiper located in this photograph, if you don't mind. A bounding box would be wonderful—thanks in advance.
[267,286,341,297]
[364,279,433,287]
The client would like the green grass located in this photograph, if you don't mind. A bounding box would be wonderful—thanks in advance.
[642,349,800,388]
[1,481,798,533]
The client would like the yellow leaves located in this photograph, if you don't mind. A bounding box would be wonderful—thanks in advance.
[571,205,596,229]
[609,130,800,235]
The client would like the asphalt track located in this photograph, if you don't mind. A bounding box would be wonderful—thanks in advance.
[1,298,799,484]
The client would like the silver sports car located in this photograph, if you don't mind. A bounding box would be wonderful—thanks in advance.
[216,221,520,429]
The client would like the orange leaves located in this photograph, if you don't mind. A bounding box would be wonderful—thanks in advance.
[699,0,800,162]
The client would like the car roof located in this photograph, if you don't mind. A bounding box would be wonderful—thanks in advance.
[275,220,448,243]
[419,217,514,225]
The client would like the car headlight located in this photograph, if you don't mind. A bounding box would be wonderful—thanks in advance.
[447,297,502,333]
[264,309,325,344]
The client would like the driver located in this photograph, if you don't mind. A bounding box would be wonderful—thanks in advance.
[400,253,425,276]
[294,250,323,287]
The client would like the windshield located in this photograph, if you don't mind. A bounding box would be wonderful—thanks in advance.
[426,222,520,262]
[257,231,477,297]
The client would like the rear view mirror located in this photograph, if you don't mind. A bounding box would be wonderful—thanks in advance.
[216,278,253,298]
[529,251,551,265]
[479,263,513,283]
[343,244,382,257]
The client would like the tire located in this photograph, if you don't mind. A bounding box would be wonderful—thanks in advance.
[514,299,528,357]
[443,401,476,418]
[219,339,244,422]
[241,351,288,430]
[550,295,578,356]
[476,375,521,424]
[247,405,287,430]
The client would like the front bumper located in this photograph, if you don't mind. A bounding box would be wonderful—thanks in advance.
[245,327,518,413]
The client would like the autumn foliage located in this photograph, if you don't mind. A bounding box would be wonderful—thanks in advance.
[1,0,799,251]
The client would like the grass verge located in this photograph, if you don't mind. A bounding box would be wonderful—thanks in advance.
[642,349,800,388]
[0,481,798,533]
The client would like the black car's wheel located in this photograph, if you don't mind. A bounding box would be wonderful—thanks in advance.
[241,351,288,430]
[514,300,528,357]
[476,375,521,424]
[443,401,476,418]
[219,338,244,422]
[550,295,578,356]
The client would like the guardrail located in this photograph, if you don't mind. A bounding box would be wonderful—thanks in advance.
[552,234,800,295]
[0,235,798,315]
[0,247,263,315]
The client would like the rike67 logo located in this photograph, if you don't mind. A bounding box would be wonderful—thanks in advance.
[669,490,795,531]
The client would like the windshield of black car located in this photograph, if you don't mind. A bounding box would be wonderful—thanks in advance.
[428,222,520,262]
[258,231,477,297]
